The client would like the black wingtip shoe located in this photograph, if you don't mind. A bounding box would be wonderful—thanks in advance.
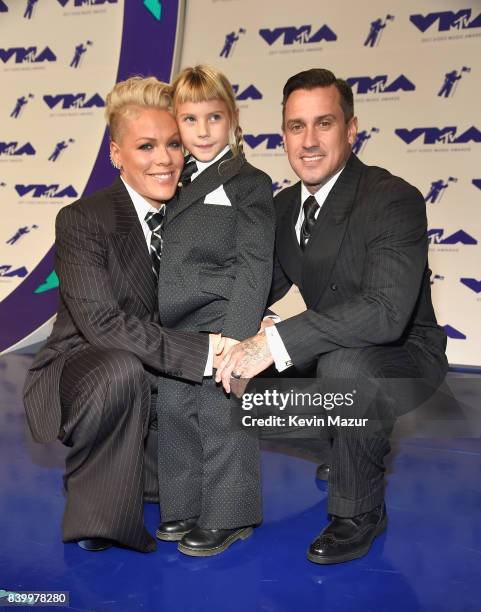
[307,503,387,565]
[178,526,253,557]
[156,517,198,542]
[77,538,113,552]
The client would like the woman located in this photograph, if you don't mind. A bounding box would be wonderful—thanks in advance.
[23,77,216,553]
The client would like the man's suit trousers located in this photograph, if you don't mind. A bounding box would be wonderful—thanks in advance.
[316,342,445,517]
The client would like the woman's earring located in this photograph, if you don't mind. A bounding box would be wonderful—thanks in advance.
[110,152,120,170]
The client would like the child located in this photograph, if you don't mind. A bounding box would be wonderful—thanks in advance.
[155,65,275,556]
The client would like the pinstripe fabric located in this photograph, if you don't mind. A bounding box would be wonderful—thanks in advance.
[269,153,448,516]
[24,178,209,444]
[22,178,209,550]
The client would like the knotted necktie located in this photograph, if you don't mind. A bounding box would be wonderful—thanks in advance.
[180,157,198,185]
[300,195,319,251]
[145,206,165,277]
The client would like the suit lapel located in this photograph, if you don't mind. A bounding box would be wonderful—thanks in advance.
[301,154,363,308]
[276,183,304,287]
[167,151,245,224]
[109,178,157,312]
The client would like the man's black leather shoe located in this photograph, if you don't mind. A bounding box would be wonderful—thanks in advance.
[315,463,330,481]
[156,517,198,541]
[307,503,387,564]
[178,525,253,556]
[77,538,113,552]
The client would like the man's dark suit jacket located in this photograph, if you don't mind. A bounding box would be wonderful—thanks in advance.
[158,152,275,340]
[23,178,209,443]
[270,153,447,371]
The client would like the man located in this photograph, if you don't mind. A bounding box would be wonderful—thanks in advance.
[217,69,448,564]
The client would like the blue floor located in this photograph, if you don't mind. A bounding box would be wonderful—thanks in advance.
[1,353,480,611]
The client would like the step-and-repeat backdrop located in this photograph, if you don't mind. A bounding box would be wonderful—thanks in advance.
[179,0,481,366]
[1,0,480,366]
[0,0,183,353]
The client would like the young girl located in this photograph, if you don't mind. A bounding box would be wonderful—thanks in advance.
[155,65,275,556]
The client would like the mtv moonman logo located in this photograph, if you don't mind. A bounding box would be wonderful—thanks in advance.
[10,95,34,119]
[48,139,75,162]
[6,225,39,246]
[219,29,246,58]
[70,41,93,68]
[424,177,457,204]
[352,128,379,155]
[438,67,470,98]
[272,179,291,194]
[364,15,394,47]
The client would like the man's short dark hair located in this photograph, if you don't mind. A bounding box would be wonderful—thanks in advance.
[282,68,354,127]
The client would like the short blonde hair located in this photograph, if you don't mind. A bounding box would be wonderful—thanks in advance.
[172,65,243,156]
[105,76,173,141]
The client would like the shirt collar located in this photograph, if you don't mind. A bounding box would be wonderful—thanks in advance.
[120,177,162,225]
[300,164,345,207]
[190,145,230,179]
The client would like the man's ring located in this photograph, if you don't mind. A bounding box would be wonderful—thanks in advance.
[231,371,242,379]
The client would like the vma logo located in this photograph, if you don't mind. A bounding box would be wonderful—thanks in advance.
[395,126,481,145]
[410,9,481,32]
[0,1,8,12]
[219,28,246,58]
[472,179,481,190]
[460,278,481,294]
[272,179,292,194]
[244,133,283,150]
[352,128,379,155]
[428,229,477,245]
[0,142,36,156]
[0,265,28,278]
[425,177,457,203]
[443,324,466,340]
[438,66,470,98]
[347,74,415,95]
[57,0,118,6]
[259,24,337,46]
[232,84,263,101]
[43,93,105,110]
[15,184,78,198]
[0,47,56,64]
[364,14,394,46]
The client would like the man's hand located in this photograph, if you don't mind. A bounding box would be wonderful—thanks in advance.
[215,332,274,394]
